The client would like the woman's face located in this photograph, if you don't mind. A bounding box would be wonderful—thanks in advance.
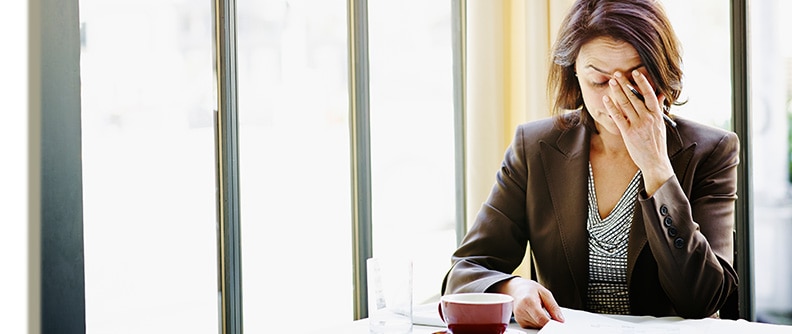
[575,36,655,135]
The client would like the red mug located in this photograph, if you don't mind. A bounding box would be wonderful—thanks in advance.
[438,293,514,334]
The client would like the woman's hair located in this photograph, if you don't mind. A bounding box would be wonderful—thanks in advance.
[548,0,684,129]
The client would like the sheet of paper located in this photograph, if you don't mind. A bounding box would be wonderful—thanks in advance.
[538,308,701,334]
[413,303,792,334]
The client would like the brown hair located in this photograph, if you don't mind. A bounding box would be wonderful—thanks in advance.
[548,0,684,129]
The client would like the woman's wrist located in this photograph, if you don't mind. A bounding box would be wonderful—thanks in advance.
[642,164,675,196]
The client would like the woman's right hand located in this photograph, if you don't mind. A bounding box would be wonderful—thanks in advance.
[492,277,565,329]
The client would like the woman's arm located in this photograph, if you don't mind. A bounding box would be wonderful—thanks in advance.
[443,125,531,295]
[640,131,739,318]
[441,124,565,329]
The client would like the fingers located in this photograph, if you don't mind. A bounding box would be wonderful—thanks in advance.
[516,301,552,329]
[603,94,628,132]
[538,287,565,323]
[511,282,564,329]
[604,70,667,131]
[609,71,643,120]
[631,70,660,112]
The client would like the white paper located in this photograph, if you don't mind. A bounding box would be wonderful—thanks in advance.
[412,304,792,334]
[538,308,705,334]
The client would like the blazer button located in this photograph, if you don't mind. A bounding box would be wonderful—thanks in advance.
[674,237,685,249]
[663,216,673,227]
[660,205,669,216]
[668,226,678,237]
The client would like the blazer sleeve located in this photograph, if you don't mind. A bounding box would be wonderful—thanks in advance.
[638,131,739,318]
[441,126,531,295]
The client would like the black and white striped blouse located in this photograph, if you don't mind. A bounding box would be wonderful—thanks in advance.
[585,162,642,314]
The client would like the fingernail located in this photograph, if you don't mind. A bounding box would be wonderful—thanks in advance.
[602,95,610,103]
[609,78,617,86]
[633,70,640,78]
[614,71,622,78]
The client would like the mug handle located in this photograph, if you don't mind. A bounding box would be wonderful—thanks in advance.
[437,302,445,323]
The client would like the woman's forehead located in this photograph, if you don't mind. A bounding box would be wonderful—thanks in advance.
[576,37,642,73]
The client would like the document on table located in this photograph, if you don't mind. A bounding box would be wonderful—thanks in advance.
[414,303,792,334]
[539,307,792,334]
[539,308,699,334]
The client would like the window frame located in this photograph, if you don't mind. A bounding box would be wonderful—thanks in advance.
[730,0,754,321]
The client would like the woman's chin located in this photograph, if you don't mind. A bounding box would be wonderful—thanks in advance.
[592,118,621,136]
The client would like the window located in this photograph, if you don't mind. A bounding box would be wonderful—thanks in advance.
[748,0,792,325]
[235,0,352,331]
[80,1,460,331]
[662,0,732,129]
[368,0,458,306]
[80,1,218,332]
[3,1,27,331]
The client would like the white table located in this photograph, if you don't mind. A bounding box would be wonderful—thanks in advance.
[319,303,792,334]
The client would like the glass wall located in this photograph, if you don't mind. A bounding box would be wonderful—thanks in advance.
[2,0,27,331]
[662,0,732,129]
[80,0,459,331]
[235,0,353,332]
[748,0,792,325]
[235,1,459,330]
[80,0,218,332]
[368,0,458,306]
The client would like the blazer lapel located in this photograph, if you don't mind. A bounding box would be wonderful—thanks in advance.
[540,121,591,306]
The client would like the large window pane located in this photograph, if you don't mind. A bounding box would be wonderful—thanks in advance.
[663,0,732,129]
[749,0,792,325]
[235,0,352,332]
[2,1,27,331]
[369,0,458,305]
[80,0,218,332]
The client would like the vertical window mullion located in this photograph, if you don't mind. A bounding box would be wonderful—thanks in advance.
[730,0,754,321]
[32,0,86,331]
[452,0,468,244]
[213,0,243,332]
[349,0,373,321]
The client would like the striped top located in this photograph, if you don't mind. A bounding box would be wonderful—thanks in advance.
[585,162,641,314]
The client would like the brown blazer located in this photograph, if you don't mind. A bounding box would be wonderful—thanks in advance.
[442,111,739,318]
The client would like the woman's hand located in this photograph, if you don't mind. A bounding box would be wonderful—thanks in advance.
[492,277,565,329]
[602,70,675,195]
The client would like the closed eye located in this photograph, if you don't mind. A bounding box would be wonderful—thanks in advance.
[591,81,609,87]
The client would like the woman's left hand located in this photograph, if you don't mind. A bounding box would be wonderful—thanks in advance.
[602,70,675,195]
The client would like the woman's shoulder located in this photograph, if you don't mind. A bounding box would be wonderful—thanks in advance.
[516,111,581,139]
[517,116,557,134]
[673,115,739,148]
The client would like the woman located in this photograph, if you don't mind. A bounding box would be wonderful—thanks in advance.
[441,0,739,329]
